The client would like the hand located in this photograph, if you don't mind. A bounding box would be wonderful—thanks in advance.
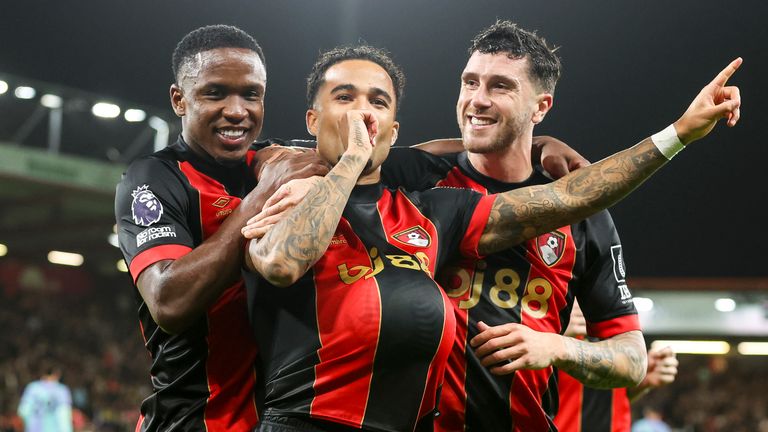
[470,321,562,375]
[563,301,587,338]
[641,346,678,389]
[241,176,323,239]
[674,57,742,145]
[244,149,330,214]
[339,110,378,157]
[253,145,318,181]
[533,135,590,179]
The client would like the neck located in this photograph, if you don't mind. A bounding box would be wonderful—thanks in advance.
[356,167,381,185]
[467,135,533,183]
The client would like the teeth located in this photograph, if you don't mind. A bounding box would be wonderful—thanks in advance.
[219,129,246,138]
[470,117,494,126]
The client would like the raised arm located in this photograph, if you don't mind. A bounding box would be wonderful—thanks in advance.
[478,58,742,255]
[244,110,375,286]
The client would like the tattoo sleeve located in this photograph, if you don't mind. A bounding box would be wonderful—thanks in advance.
[479,138,666,255]
[557,330,647,388]
[248,126,370,286]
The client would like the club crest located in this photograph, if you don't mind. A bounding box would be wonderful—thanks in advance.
[536,230,567,266]
[131,185,164,226]
[392,226,431,248]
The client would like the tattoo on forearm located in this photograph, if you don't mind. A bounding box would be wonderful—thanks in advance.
[252,149,367,276]
[479,138,665,255]
[558,332,646,389]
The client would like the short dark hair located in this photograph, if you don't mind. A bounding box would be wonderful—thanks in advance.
[172,24,265,82]
[306,45,405,110]
[469,20,561,94]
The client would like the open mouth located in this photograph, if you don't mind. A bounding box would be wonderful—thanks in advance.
[468,115,497,128]
[216,127,249,145]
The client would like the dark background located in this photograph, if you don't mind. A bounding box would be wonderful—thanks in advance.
[1,0,765,277]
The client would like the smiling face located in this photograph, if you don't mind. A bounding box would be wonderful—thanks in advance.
[170,47,266,163]
[306,59,399,177]
[456,52,552,153]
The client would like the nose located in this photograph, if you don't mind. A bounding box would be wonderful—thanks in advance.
[222,96,248,123]
[352,96,370,110]
[470,86,492,110]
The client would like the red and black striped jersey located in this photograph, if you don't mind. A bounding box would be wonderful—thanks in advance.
[244,182,495,432]
[381,148,640,432]
[554,369,631,432]
[115,137,263,432]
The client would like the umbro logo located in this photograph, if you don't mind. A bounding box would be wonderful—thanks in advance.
[212,197,231,208]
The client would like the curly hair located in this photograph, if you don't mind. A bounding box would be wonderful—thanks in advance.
[306,45,405,110]
[469,20,561,94]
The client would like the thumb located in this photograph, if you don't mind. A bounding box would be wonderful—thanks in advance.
[477,321,490,331]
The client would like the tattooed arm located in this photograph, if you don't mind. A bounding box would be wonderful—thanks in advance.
[472,323,646,387]
[478,57,743,255]
[479,137,664,254]
[243,111,376,287]
[558,330,647,388]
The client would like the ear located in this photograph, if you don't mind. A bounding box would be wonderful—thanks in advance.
[532,93,554,124]
[390,121,400,146]
[306,109,319,137]
[170,84,185,117]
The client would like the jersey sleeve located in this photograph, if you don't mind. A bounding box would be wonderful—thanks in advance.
[573,210,640,339]
[381,147,457,192]
[417,187,495,267]
[115,157,195,283]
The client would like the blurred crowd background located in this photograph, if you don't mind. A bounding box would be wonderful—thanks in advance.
[0,259,766,432]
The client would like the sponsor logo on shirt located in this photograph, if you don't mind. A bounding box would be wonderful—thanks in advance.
[611,245,633,302]
[337,247,432,284]
[536,230,567,266]
[392,226,431,247]
[212,197,231,208]
[216,209,233,219]
[136,225,177,247]
[330,234,348,246]
[618,283,632,301]
[131,185,163,226]
[611,245,626,282]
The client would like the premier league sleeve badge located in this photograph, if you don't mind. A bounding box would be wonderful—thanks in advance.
[131,185,164,226]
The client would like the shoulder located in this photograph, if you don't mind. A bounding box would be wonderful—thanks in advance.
[123,151,180,179]
[575,209,619,234]
[388,146,457,168]
[402,185,482,208]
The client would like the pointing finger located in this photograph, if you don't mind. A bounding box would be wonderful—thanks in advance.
[710,57,742,87]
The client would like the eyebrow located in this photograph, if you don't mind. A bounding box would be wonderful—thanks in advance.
[330,83,393,103]
[200,82,265,92]
[461,72,520,87]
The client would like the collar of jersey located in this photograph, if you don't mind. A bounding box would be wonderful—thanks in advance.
[170,135,251,195]
[457,152,550,193]
[347,182,386,203]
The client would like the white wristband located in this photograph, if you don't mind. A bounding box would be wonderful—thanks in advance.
[651,124,685,160]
